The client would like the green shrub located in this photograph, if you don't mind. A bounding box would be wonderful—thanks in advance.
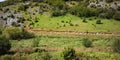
[97,8,115,19]
[105,0,114,3]
[117,6,120,11]
[41,52,52,60]
[112,38,120,53]
[96,20,102,24]
[98,13,106,18]
[3,27,23,40]
[0,55,12,60]
[0,27,3,34]
[82,19,87,23]
[0,35,11,55]
[113,12,120,20]
[62,47,78,60]
[82,38,92,47]
[21,29,35,39]
[69,6,98,17]
[52,8,66,17]
[18,5,29,11]
[11,22,20,27]
[32,39,39,47]
[33,48,46,53]
[3,27,34,40]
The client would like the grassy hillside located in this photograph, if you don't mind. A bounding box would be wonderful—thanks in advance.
[28,14,120,32]
[0,0,120,60]
[0,0,120,30]
[9,35,120,60]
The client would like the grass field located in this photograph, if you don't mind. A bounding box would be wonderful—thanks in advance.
[27,14,120,32]
[8,35,120,60]
[10,35,115,48]
[1,1,120,60]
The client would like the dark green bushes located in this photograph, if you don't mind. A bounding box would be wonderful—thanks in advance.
[0,35,11,55]
[69,6,98,17]
[52,8,66,17]
[0,27,3,34]
[32,39,39,47]
[96,20,102,24]
[113,12,120,20]
[18,5,29,11]
[41,52,52,60]
[82,38,92,47]
[62,48,79,60]
[3,27,34,40]
[105,0,114,3]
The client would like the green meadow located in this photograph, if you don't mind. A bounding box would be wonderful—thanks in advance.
[28,14,120,32]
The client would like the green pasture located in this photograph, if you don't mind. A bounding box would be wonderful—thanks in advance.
[28,14,120,32]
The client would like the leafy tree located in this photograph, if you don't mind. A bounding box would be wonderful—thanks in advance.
[82,38,92,47]
[3,27,34,40]
[3,27,23,40]
[32,39,39,47]
[0,27,3,34]
[0,35,11,55]
[96,20,102,24]
[98,9,115,19]
[62,47,79,60]
[18,5,29,11]
[52,8,66,17]
[105,0,114,3]
[41,52,52,60]
[113,12,120,20]
[69,6,98,17]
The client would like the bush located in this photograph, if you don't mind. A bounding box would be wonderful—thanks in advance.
[3,27,34,40]
[105,0,114,3]
[82,38,92,47]
[62,47,78,60]
[113,12,120,21]
[32,39,39,47]
[117,6,120,11]
[69,6,98,17]
[0,27,3,34]
[3,27,23,40]
[0,35,11,55]
[52,8,66,17]
[0,55,12,60]
[41,52,52,60]
[11,22,20,27]
[98,13,107,18]
[21,29,35,39]
[112,38,120,53]
[82,19,87,23]
[96,20,102,24]
[18,5,29,11]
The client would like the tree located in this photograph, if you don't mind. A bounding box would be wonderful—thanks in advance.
[62,47,79,60]
[113,12,120,20]
[3,27,34,40]
[69,6,98,17]
[52,8,66,17]
[105,0,114,3]
[0,35,11,55]
[96,20,102,24]
[82,38,92,47]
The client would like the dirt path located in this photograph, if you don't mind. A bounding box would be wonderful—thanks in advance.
[28,29,120,36]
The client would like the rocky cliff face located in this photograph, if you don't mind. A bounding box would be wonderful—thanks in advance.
[88,0,120,9]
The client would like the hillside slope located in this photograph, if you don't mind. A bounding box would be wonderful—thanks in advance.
[0,0,120,32]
